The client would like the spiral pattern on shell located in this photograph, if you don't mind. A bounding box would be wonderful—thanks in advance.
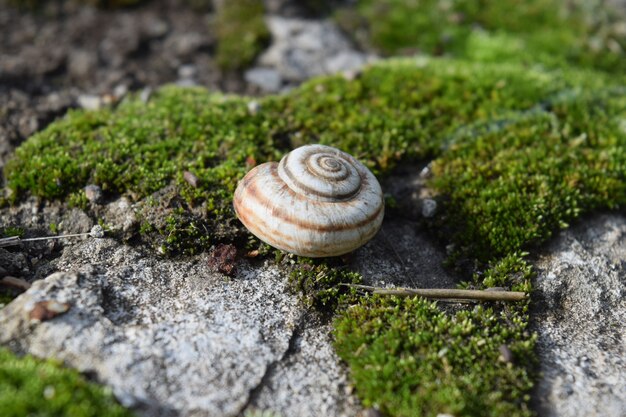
[234,144,384,257]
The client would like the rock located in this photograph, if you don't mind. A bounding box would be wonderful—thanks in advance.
[0,239,359,417]
[113,84,129,101]
[164,32,210,59]
[325,51,370,75]
[0,248,29,277]
[99,16,141,68]
[244,67,283,92]
[421,198,437,218]
[139,14,169,39]
[100,197,138,238]
[89,225,105,239]
[177,64,197,80]
[57,208,93,235]
[247,100,261,115]
[68,50,98,80]
[357,409,384,417]
[0,90,73,170]
[207,243,237,276]
[175,78,198,87]
[498,344,513,363]
[84,184,104,204]
[351,218,458,289]
[140,88,153,104]
[183,171,200,188]
[247,17,377,91]
[250,319,359,417]
[77,94,102,111]
[532,213,626,416]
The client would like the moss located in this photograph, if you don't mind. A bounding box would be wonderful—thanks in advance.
[337,0,626,73]
[0,293,14,308]
[2,227,24,238]
[5,60,617,204]
[0,348,133,417]
[215,0,270,71]
[430,89,626,261]
[3,58,626,415]
[288,263,361,312]
[334,295,535,417]
[159,208,212,255]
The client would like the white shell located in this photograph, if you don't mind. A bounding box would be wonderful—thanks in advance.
[234,144,384,257]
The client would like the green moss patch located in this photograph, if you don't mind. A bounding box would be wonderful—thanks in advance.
[335,296,535,417]
[431,89,626,260]
[337,0,626,74]
[3,58,626,415]
[0,348,133,417]
[288,262,362,313]
[215,0,270,71]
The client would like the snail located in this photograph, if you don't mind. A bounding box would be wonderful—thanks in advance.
[234,144,384,257]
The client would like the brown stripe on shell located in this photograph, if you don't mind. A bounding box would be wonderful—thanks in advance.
[261,164,383,232]
[281,152,361,201]
[236,192,382,257]
[234,199,302,253]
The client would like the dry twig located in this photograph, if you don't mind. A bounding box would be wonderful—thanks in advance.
[341,283,527,302]
[0,276,31,291]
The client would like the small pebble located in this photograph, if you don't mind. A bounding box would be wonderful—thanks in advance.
[247,100,261,115]
[342,68,362,81]
[183,171,200,188]
[77,94,102,110]
[84,184,103,204]
[244,67,282,92]
[113,84,128,100]
[421,198,437,218]
[43,386,56,399]
[176,78,198,87]
[208,243,237,276]
[498,344,514,363]
[357,409,383,417]
[140,87,152,104]
[419,165,432,179]
[90,225,105,239]
[178,64,197,80]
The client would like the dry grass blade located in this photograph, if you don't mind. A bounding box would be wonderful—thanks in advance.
[342,284,527,302]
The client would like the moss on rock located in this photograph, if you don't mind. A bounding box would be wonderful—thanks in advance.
[337,0,626,74]
[0,348,133,417]
[215,0,270,71]
[334,296,535,417]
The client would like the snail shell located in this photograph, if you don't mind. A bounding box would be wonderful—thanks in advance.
[234,144,384,257]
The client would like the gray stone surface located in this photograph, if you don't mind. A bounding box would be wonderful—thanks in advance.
[0,238,360,417]
[532,213,626,417]
[245,17,377,92]
[250,319,359,417]
[352,218,458,290]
